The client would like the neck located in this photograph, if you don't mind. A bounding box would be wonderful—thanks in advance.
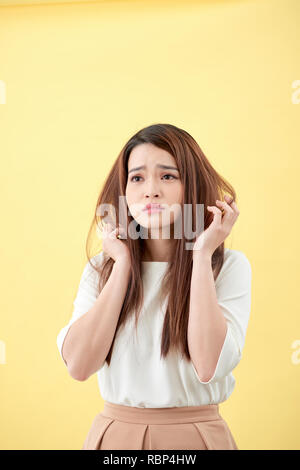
[142,240,174,262]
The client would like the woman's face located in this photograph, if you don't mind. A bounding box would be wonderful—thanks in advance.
[125,143,183,234]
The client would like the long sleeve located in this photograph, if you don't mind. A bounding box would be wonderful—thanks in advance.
[191,249,252,385]
[56,252,104,365]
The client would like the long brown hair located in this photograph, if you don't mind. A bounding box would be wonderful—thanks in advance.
[85,123,236,366]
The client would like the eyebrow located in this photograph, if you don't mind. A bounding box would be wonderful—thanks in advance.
[128,164,179,174]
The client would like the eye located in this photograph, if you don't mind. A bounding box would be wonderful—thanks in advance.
[130,174,177,182]
[162,174,177,180]
[130,175,141,182]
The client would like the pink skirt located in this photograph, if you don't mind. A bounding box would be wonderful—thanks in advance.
[82,401,238,450]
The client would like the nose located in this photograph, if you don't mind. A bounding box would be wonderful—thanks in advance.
[145,191,160,198]
[144,179,161,198]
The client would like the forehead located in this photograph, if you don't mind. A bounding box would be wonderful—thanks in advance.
[128,143,176,168]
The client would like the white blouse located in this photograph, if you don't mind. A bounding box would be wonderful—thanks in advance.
[57,248,252,408]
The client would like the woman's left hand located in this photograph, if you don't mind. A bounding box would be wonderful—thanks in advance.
[192,195,240,258]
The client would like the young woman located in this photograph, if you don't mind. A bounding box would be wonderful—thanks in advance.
[57,123,252,450]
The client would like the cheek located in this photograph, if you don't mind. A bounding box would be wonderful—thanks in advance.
[125,185,132,201]
[173,183,184,202]
[125,188,139,217]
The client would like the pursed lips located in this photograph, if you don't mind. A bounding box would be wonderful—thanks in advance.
[143,204,164,211]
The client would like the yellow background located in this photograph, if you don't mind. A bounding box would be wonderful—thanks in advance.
[0,0,299,450]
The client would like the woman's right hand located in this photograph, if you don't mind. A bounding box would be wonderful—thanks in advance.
[98,222,130,263]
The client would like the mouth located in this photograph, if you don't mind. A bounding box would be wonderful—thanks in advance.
[143,204,164,213]
[146,208,164,214]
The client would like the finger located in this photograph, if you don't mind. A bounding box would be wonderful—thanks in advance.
[102,226,110,239]
[224,195,239,215]
[229,200,240,215]
[106,223,116,235]
[216,199,238,232]
[115,226,122,239]
[101,224,108,237]
[224,194,233,204]
[102,222,113,238]
[216,199,234,216]
[96,225,103,239]
[207,205,223,224]
[219,202,237,231]
[109,226,119,236]
[117,226,126,238]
